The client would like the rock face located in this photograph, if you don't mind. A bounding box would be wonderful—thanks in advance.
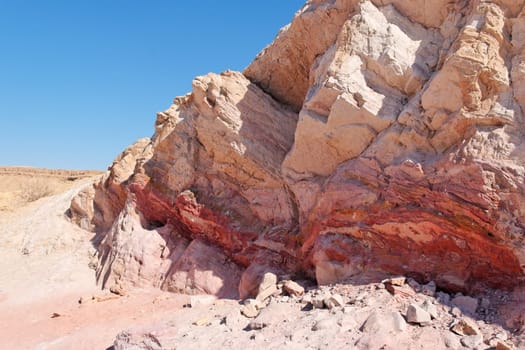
[71,0,525,297]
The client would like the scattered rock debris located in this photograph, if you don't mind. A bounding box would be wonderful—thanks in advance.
[113,275,522,349]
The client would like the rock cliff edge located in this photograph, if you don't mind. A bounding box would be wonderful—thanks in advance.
[70,0,525,299]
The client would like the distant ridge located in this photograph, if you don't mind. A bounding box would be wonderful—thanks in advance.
[0,166,103,179]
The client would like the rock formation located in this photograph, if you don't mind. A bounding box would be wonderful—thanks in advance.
[71,0,525,299]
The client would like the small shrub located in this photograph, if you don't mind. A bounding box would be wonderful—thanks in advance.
[19,179,53,203]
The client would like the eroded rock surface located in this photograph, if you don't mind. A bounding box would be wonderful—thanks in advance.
[72,0,525,300]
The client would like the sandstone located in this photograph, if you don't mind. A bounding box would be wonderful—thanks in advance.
[450,318,481,336]
[192,318,210,327]
[382,276,406,286]
[70,0,525,306]
[406,303,431,324]
[239,265,284,300]
[312,295,327,309]
[390,312,408,332]
[241,303,260,319]
[451,295,479,315]
[256,273,278,302]
[162,239,241,299]
[248,303,295,330]
[323,294,344,309]
[386,284,416,298]
[283,280,304,297]
[361,310,407,334]
[113,328,176,350]
[443,332,462,349]
[421,300,439,319]
[244,0,354,110]
[12,166,525,349]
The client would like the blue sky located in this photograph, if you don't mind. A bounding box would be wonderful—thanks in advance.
[0,1,304,170]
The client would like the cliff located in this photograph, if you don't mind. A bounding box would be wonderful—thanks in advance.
[71,0,525,299]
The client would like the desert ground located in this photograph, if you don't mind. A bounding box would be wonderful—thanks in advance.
[0,168,188,349]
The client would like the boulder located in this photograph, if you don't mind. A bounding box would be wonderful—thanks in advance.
[382,276,406,286]
[283,280,305,297]
[451,295,479,315]
[247,303,295,330]
[420,300,438,319]
[324,294,344,309]
[406,303,431,324]
[450,318,481,336]
[256,273,278,302]
[241,299,262,318]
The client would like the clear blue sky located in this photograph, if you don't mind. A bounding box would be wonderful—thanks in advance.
[0,1,304,170]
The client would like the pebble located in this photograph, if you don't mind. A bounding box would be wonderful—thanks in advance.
[192,318,210,326]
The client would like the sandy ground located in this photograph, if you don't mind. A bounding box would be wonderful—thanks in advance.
[0,166,102,212]
[0,173,188,350]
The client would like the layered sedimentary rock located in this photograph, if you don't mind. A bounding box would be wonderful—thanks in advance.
[71,0,525,298]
